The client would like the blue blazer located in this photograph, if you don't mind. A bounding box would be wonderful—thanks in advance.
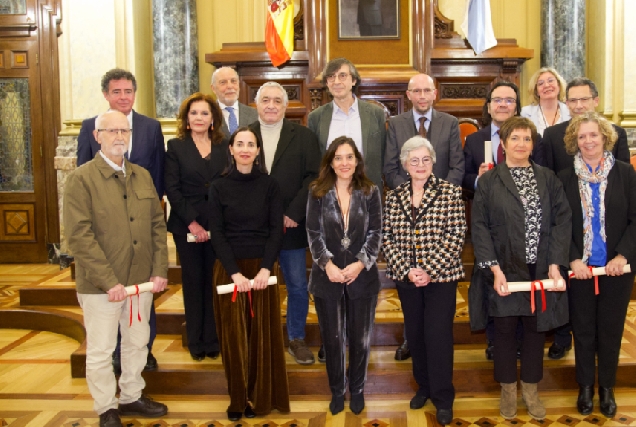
[77,110,165,197]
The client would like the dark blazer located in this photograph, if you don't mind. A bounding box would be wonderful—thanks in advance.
[219,102,259,138]
[558,160,636,266]
[307,99,386,193]
[384,109,464,188]
[164,136,228,235]
[463,125,546,191]
[543,120,630,173]
[306,186,382,300]
[250,119,322,250]
[77,110,165,197]
[468,161,571,332]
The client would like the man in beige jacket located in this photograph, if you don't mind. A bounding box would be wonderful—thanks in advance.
[64,111,168,427]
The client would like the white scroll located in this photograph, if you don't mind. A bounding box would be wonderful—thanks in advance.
[484,140,493,164]
[216,276,278,295]
[187,231,211,242]
[125,282,154,295]
[568,264,631,277]
[503,264,631,293]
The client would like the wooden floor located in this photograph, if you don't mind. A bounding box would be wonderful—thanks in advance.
[2,263,636,426]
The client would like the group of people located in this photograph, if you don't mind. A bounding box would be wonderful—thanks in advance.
[64,60,635,427]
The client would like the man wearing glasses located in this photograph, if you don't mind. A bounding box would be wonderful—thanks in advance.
[308,57,387,193]
[76,68,165,375]
[543,77,629,174]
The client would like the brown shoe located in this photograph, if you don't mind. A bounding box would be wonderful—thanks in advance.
[118,395,167,417]
[99,408,122,427]
[500,382,517,419]
[521,381,546,420]
[288,339,315,365]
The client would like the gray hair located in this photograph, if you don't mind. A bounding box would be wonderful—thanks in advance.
[255,81,289,106]
[211,66,238,85]
[399,136,436,167]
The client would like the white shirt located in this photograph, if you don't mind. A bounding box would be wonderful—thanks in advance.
[326,97,363,155]
[98,150,126,177]
[412,108,433,134]
[218,100,240,128]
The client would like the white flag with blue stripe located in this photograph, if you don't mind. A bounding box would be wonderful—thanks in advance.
[461,0,497,55]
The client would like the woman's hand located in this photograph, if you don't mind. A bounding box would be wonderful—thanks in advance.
[231,273,251,293]
[342,261,364,285]
[252,268,270,290]
[188,220,209,243]
[492,266,510,296]
[547,264,566,292]
[325,261,346,283]
[570,259,592,280]
[408,267,430,287]
[606,254,627,276]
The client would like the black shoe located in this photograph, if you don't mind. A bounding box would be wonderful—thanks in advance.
[395,340,411,360]
[409,392,428,409]
[99,408,121,427]
[318,344,326,363]
[577,385,594,415]
[112,353,122,376]
[144,352,158,371]
[190,351,205,361]
[227,411,242,421]
[330,394,345,415]
[350,392,365,415]
[436,408,453,425]
[244,405,256,418]
[118,395,168,417]
[599,387,617,417]
[548,342,572,360]
[206,351,220,359]
[485,341,494,361]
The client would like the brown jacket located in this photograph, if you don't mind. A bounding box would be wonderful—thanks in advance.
[64,154,168,294]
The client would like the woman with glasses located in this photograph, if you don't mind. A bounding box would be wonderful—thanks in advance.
[383,136,466,426]
[469,116,571,421]
[521,68,570,135]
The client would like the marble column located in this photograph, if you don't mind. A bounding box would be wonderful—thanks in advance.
[540,0,585,83]
[152,0,198,118]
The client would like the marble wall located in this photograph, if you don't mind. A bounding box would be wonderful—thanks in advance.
[540,0,585,82]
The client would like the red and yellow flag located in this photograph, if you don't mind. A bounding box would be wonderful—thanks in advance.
[266,0,294,67]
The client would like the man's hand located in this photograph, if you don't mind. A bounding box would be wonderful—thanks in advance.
[107,283,128,302]
[478,162,491,177]
[284,215,298,228]
[150,276,168,293]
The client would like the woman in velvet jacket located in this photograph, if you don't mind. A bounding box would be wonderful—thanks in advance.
[306,136,382,416]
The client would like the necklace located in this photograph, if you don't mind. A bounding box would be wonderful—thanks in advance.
[539,104,560,128]
[335,185,352,249]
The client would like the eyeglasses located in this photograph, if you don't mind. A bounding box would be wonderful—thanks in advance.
[97,128,132,136]
[537,77,556,86]
[491,97,517,106]
[567,96,594,104]
[408,88,435,95]
[408,156,433,166]
[326,72,351,82]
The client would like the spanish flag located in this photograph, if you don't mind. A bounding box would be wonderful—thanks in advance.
[266,0,294,67]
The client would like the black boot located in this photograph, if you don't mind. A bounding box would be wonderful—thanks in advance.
[599,387,617,417]
[329,394,344,415]
[576,385,594,415]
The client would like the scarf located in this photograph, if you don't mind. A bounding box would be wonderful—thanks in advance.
[573,151,614,263]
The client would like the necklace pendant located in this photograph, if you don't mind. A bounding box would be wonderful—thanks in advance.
[341,235,351,249]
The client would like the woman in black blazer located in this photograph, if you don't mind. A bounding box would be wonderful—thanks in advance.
[165,92,227,360]
[306,136,382,416]
[558,112,636,418]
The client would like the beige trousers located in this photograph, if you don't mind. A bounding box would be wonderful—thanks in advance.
[77,291,152,414]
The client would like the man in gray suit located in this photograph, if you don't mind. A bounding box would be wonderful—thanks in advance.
[211,66,258,137]
[308,57,387,193]
[384,73,464,189]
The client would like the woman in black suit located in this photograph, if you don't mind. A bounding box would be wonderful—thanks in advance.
[559,112,636,418]
[306,136,382,416]
[383,136,467,426]
[165,92,226,360]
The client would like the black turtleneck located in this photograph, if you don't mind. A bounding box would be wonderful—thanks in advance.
[208,166,284,276]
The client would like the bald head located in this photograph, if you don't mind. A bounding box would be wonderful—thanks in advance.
[93,111,130,165]
[211,67,240,105]
[407,74,437,115]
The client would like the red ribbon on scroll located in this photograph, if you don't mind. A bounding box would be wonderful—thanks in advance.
[128,284,142,326]
[530,280,547,313]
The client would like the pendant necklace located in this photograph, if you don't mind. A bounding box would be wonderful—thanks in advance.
[539,105,559,129]
[336,185,351,249]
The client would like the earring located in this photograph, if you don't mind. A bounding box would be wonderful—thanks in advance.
[187,123,190,129]
[255,157,260,165]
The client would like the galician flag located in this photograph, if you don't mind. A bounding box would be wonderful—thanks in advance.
[266,0,294,67]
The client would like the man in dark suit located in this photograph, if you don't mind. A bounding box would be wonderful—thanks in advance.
[211,66,258,137]
[250,82,322,365]
[308,57,386,194]
[76,68,165,373]
[541,77,630,361]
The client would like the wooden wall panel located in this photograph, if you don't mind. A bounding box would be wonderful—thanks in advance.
[0,203,35,241]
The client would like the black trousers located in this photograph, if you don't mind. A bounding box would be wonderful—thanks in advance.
[314,289,378,397]
[397,281,456,410]
[569,273,634,387]
[494,315,544,383]
[174,233,219,354]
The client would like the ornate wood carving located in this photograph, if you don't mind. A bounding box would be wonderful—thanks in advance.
[1,204,35,241]
[440,84,489,99]
[433,0,455,39]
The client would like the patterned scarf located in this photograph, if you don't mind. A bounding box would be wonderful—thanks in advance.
[573,151,614,263]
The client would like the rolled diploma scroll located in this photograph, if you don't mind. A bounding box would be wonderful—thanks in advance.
[505,264,632,292]
[216,276,278,295]
[567,264,631,277]
[125,282,155,295]
[484,140,493,164]
[187,231,211,242]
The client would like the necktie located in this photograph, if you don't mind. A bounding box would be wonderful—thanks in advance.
[496,131,505,164]
[226,106,238,135]
[418,117,427,138]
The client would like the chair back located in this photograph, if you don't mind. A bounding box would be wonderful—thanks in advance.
[458,118,480,148]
